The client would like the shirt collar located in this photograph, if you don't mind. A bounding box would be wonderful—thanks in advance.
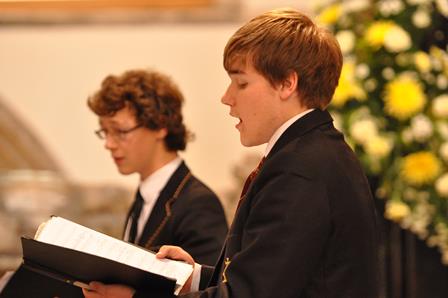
[138,156,183,204]
[264,109,315,157]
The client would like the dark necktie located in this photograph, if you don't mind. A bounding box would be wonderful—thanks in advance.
[128,190,144,244]
[237,156,266,208]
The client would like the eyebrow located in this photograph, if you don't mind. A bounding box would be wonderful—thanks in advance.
[228,69,246,75]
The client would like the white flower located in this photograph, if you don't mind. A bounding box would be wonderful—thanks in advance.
[385,200,411,221]
[342,0,370,13]
[432,95,448,118]
[436,0,448,17]
[412,9,431,28]
[440,142,448,162]
[437,75,448,89]
[364,78,377,91]
[414,51,432,73]
[402,128,414,143]
[407,0,431,5]
[432,56,443,71]
[384,25,411,52]
[336,30,356,54]
[331,112,343,131]
[350,118,378,144]
[437,122,448,140]
[356,63,370,79]
[364,135,393,158]
[382,67,395,80]
[378,0,405,16]
[435,173,448,198]
[410,114,433,142]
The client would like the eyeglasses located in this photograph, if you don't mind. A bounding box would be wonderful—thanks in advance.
[95,124,143,141]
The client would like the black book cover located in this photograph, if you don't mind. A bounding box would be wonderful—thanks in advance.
[0,237,176,298]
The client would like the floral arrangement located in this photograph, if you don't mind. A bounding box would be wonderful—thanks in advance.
[315,0,448,264]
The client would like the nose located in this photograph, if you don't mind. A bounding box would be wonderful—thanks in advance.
[104,134,118,150]
[221,85,234,106]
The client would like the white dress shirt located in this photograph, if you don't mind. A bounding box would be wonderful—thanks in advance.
[123,157,183,243]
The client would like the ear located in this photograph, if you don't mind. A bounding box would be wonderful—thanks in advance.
[156,128,168,140]
[279,71,299,100]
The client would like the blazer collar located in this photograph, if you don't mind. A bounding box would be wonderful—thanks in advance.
[267,109,333,160]
[138,161,190,247]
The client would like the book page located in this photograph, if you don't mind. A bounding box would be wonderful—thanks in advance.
[35,216,192,292]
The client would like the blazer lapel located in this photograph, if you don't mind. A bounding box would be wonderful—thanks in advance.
[122,189,139,240]
[137,161,190,247]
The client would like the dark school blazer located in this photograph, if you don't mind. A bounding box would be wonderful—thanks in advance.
[126,161,228,267]
[135,109,379,298]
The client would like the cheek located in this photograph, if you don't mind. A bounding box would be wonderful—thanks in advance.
[123,139,145,158]
[136,137,157,154]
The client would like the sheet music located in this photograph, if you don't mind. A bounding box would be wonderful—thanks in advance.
[0,271,14,293]
[35,216,192,290]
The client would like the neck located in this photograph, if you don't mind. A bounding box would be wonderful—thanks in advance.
[139,151,178,181]
[277,94,309,130]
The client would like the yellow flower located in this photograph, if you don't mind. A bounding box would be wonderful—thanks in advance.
[384,75,426,120]
[401,152,441,185]
[332,61,366,107]
[414,51,432,73]
[385,201,411,222]
[365,21,394,48]
[316,4,342,26]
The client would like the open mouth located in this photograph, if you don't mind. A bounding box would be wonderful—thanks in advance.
[113,157,124,164]
[236,118,242,128]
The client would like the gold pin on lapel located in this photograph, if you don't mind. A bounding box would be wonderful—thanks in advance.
[222,257,231,283]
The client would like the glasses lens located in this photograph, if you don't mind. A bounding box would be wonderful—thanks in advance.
[95,129,105,139]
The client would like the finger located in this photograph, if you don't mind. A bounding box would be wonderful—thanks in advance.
[82,288,100,298]
[156,245,178,259]
[89,281,106,293]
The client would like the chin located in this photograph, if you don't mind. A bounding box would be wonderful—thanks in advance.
[117,167,134,175]
[240,137,259,147]
[240,133,268,147]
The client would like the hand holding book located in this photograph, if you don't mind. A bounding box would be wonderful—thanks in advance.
[82,246,195,298]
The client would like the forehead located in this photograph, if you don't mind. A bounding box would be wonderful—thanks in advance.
[226,56,257,75]
[99,106,137,126]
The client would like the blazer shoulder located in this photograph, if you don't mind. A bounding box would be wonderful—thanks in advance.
[265,124,353,181]
[175,174,223,208]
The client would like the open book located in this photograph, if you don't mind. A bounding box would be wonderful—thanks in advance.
[14,216,193,296]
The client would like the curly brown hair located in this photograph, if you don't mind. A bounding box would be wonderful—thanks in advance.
[87,69,190,151]
[224,8,343,110]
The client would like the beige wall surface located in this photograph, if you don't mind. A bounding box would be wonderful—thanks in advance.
[0,23,265,197]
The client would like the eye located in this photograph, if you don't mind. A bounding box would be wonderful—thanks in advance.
[237,82,248,89]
